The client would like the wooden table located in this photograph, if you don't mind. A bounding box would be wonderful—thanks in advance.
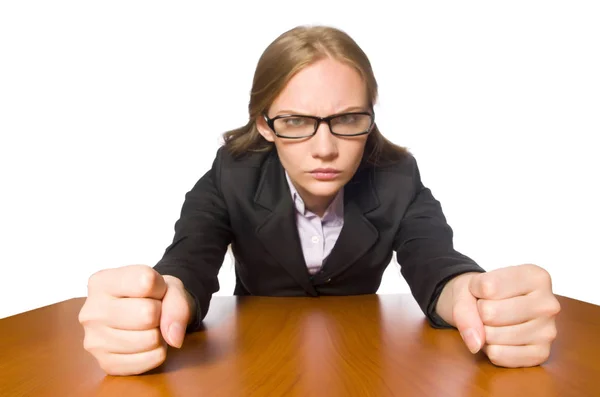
[1,294,598,396]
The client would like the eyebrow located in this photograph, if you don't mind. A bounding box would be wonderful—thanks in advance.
[275,106,369,116]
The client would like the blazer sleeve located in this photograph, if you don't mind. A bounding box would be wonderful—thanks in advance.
[153,147,232,332]
[393,155,486,328]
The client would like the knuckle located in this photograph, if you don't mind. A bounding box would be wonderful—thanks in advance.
[137,266,159,295]
[101,364,124,376]
[82,334,97,352]
[146,328,163,349]
[485,345,504,366]
[87,270,103,294]
[482,325,495,343]
[534,344,551,364]
[139,300,161,328]
[77,304,89,325]
[97,355,117,375]
[480,278,496,299]
[543,325,558,343]
[81,327,108,355]
[97,354,136,376]
[550,326,558,342]
[153,345,168,366]
[524,263,542,272]
[531,265,551,285]
[478,300,495,324]
[546,298,561,317]
[78,300,100,325]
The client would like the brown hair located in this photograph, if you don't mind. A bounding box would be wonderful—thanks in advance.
[222,25,409,166]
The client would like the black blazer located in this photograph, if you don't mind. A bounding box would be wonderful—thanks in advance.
[153,146,485,332]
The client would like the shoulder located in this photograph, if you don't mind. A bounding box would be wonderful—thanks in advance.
[363,150,420,182]
[213,144,274,170]
[353,151,424,205]
[209,145,276,198]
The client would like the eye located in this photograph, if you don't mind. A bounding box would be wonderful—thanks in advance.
[337,114,357,124]
[284,117,307,127]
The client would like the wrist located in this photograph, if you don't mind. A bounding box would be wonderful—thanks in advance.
[435,272,478,327]
[183,289,197,326]
[162,275,197,326]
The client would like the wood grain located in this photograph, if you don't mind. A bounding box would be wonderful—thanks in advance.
[1,294,598,396]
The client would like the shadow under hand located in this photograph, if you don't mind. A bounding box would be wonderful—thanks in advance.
[94,297,246,396]
[466,360,561,397]
[158,296,245,373]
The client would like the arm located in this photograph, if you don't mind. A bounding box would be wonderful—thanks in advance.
[153,148,233,332]
[393,156,485,328]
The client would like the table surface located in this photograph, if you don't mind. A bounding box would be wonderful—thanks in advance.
[1,294,599,397]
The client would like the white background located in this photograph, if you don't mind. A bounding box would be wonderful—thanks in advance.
[1,1,599,319]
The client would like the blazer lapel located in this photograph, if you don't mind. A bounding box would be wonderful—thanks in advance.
[319,166,380,279]
[254,151,318,296]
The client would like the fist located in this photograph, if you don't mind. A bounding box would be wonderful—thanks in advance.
[78,265,195,376]
[447,264,561,368]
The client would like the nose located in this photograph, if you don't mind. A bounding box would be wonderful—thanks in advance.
[310,121,338,160]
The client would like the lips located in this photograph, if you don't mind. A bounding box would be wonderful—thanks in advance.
[311,168,340,173]
[309,168,340,181]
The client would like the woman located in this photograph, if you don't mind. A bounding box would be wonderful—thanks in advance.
[79,25,560,376]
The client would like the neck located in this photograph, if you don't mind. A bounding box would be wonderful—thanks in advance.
[303,195,334,218]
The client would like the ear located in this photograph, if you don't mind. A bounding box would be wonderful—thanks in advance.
[256,114,276,143]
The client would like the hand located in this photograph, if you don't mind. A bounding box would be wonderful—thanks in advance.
[437,264,561,367]
[78,265,195,376]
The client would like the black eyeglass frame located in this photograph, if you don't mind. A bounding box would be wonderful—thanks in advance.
[262,111,375,139]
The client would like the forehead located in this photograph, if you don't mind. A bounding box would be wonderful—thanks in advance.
[271,57,368,116]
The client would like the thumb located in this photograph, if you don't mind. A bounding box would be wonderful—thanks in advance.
[452,275,486,354]
[159,276,192,348]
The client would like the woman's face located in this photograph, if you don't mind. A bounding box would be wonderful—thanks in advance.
[256,57,371,214]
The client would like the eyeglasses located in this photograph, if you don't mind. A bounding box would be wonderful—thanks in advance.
[263,111,375,139]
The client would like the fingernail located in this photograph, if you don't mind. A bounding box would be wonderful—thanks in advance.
[461,328,482,354]
[168,322,184,348]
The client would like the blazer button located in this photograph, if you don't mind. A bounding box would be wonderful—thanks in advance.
[325,278,331,283]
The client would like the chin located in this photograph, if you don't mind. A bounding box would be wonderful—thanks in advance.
[304,180,344,198]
